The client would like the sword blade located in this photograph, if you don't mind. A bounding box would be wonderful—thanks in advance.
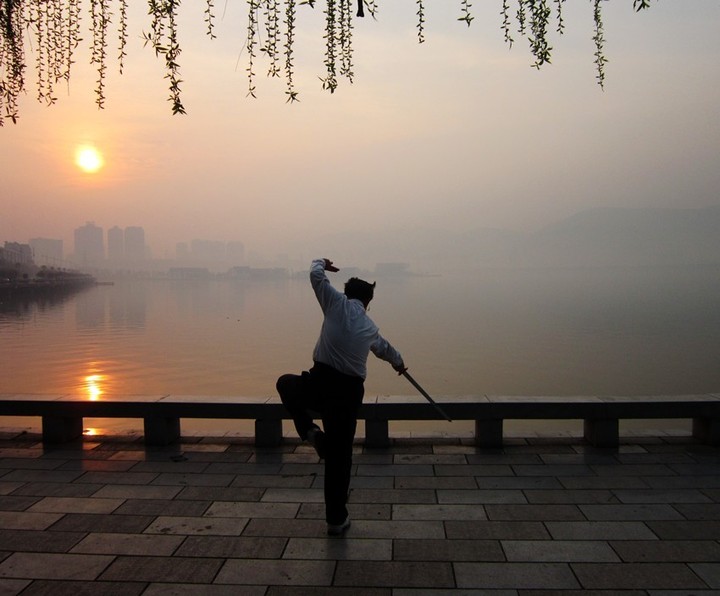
[401,371,452,422]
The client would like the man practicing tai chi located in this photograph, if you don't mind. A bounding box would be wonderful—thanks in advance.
[276,258,406,536]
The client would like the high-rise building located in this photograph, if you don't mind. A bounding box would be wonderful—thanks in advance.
[124,226,145,261]
[74,222,104,266]
[29,238,64,266]
[107,226,124,262]
[2,241,33,265]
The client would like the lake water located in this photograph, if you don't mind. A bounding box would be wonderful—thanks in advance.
[2,265,719,436]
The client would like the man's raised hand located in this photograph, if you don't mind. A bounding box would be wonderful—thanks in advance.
[323,259,339,273]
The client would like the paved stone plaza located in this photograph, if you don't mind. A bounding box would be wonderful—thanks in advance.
[1,428,720,595]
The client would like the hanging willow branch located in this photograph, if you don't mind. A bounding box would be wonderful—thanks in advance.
[0,0,658,125]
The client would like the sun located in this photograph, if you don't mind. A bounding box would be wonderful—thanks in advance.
[75,145,105,174]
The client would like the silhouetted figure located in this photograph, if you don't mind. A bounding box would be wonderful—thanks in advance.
[276,258,405,536]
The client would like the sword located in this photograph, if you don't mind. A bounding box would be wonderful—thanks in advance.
[401,370,452,422]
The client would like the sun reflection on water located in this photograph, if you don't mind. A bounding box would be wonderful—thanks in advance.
[84,373,106,400]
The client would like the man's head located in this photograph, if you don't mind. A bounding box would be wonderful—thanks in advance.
[344,277,376,308]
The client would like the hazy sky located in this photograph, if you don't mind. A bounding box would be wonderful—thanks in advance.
[2,1,719,262]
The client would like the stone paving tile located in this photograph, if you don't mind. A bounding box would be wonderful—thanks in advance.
[297,503,390,520]
[127,461,210,474]
[455,562,580,589]
[1,470,84,483]
[10,482,103,498]
[610,540,720,562]
[394,476,477,489]
[229,474,315,488]
[334,561,454,589]
[510,540,620,564]
[74,471,158,485]
[356,464,435,477]
[485,505,584,521]
[215,559,336,586]
[613,489,712,503]
[174,535,287,558]
[261,488,324,503]
[28,496,124,514]
[394,538,504,562]
[100,555,224,584]
[465,453,543,465]
[689,564,720,589]
[393,454,468,465]
[349,488,436,504]
[523,489,617,504]
[0,511,63,530]
[643,476,720,489]
[17,579,145,596]
[0,529,84,553]
[520,591,646,595]
[590,464,676,476]
[558,476,650,489]
[114,498,211,517]
[266,588,389,596]
[437,489,527,505]
[673,503,720,519]
[648,591,720,596]
[392,504,488,521]
[476,476,563,490]
[144,584,264,596]
[205,501,299,518]
[445,520,550,540]
[512,465,595,477]
[572,562,707,590]
[545,521,658,540]
[242,518,329,537]
[0,579,31,595]
[0,458,65,470]
[0,482,23,496]
[143,515,248,536]
[646,520,720,540]
[206,462,283,475]
[49,513,154,533]
[0,495,41,511]
[283,537,392,560]
[0,552,114,580]
[70,532,184,556]
[57,460,138,472]
[579,503,685,521]
[436,464,515,476]
[91,484,182,500]
[345,520,446,539]
[174,486,266,501]
[149,473,235,487]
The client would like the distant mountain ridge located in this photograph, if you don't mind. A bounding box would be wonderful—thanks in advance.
[304,205,720,270]
[528,205,720,268]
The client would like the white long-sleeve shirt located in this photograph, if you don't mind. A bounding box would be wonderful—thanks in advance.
[310,259,403,379]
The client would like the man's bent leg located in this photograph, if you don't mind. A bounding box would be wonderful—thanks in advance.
[276,373,316,440]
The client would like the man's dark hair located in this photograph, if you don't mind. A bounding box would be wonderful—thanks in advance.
[344,277,376,307]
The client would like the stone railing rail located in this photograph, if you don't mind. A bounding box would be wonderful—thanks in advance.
[1,393,719,448]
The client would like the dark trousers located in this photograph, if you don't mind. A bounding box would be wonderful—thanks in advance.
[276,361,364,525]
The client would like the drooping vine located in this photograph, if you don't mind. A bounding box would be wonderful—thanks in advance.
[284,0,298,102]
[416,0,425,44]
[593,0,607,89]
[142,0,185,113]
[0,0,660,124]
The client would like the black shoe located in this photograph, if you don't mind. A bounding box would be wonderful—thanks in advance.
[306,427,326,459]
[327,516,351,536]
